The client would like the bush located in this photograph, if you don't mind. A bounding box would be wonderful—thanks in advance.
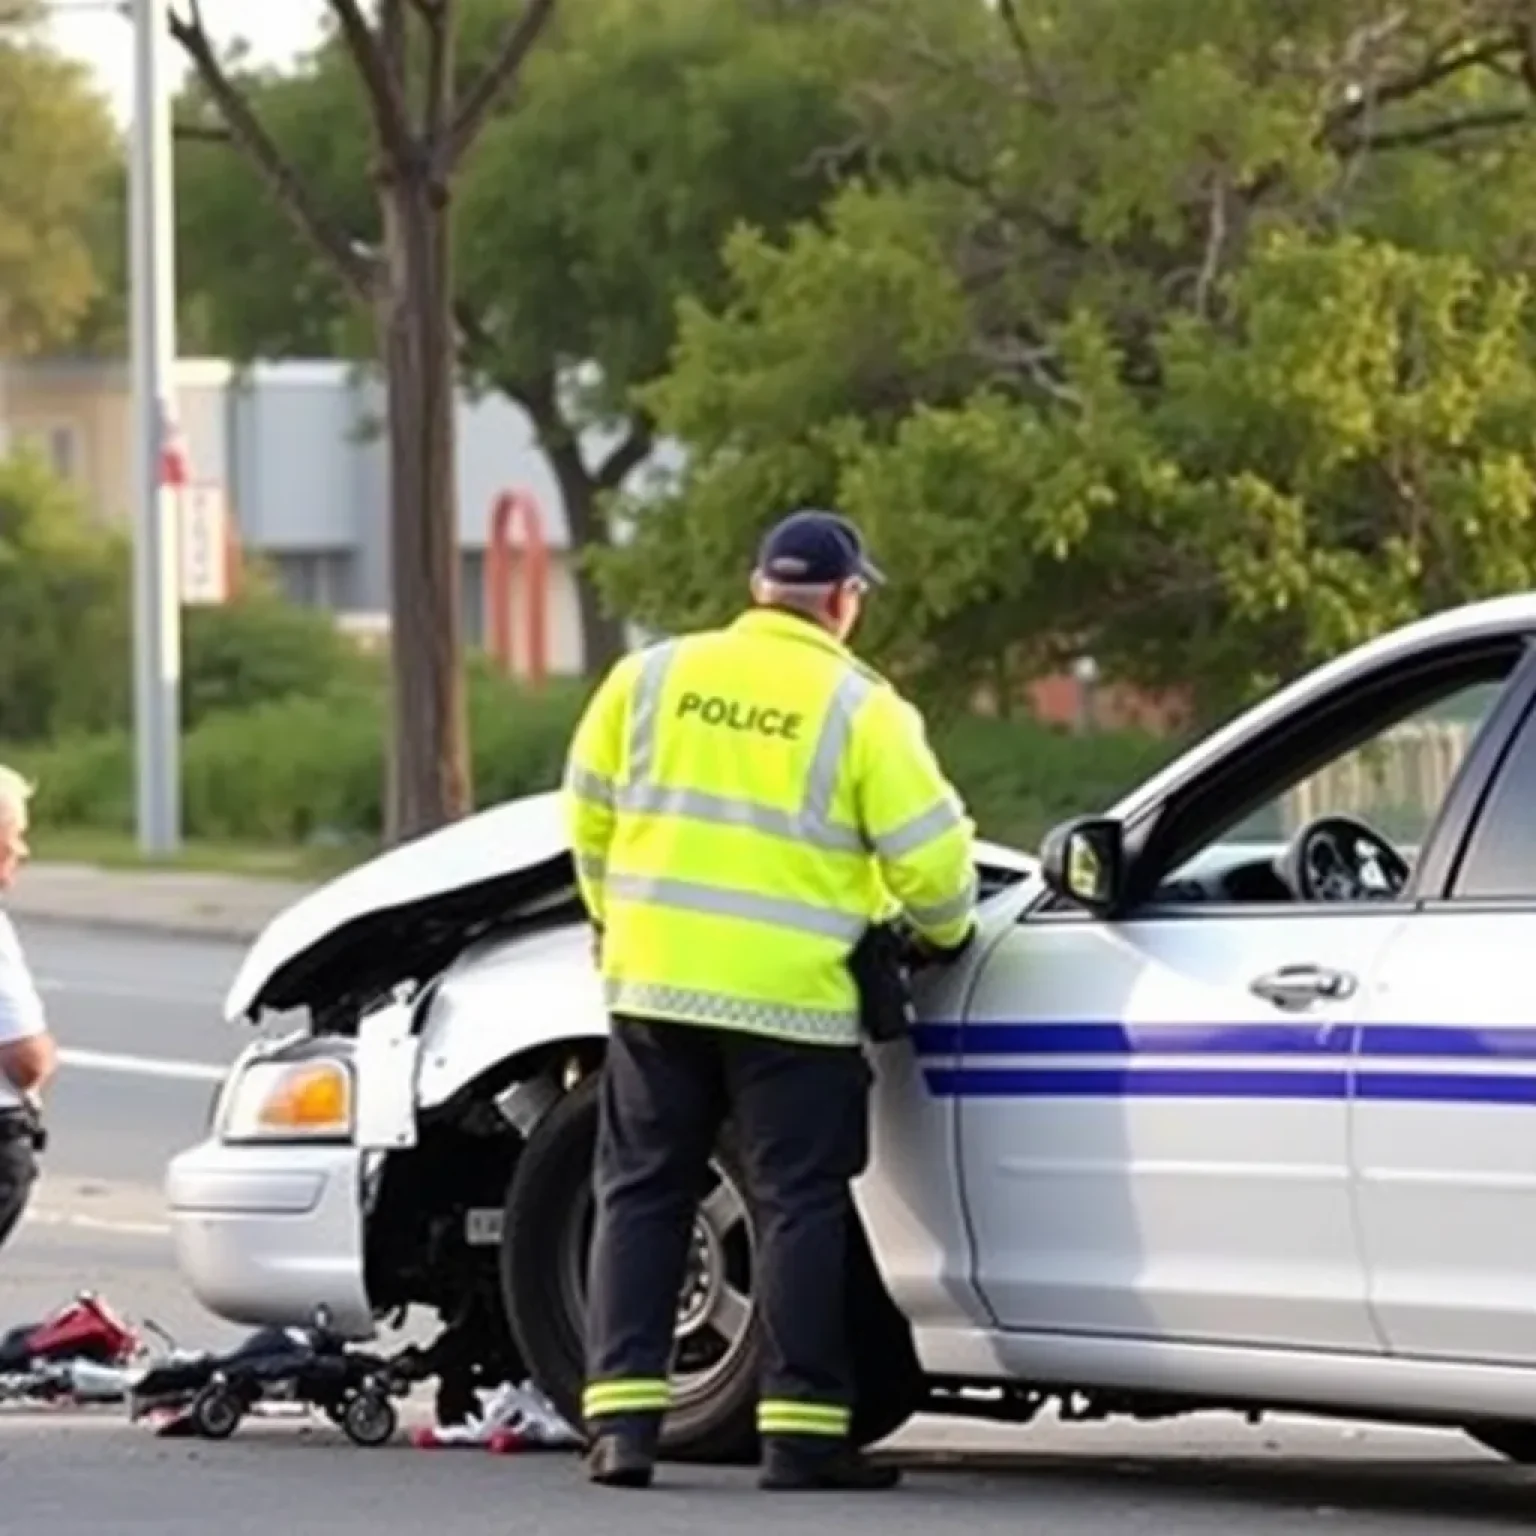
[0,449,374,740]
[0,449,132,742]
[180,583,373,730]
[940,715,1179,848]
[16,670,1181,854]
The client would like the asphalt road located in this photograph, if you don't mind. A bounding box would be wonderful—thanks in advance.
[6,920,1536,1533]
[8,919,265,1348]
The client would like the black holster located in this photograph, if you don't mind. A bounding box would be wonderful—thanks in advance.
[0,1102,46,1152]
[847,922,918,1044]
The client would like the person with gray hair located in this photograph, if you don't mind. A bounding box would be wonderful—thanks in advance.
[0,766,55,1254]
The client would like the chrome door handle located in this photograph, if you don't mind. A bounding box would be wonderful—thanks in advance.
[1250,964,1357,1011]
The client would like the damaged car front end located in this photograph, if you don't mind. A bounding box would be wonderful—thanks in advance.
[166,790,1037,1447]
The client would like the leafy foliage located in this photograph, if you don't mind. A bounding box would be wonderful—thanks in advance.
[166,0,857,672]
[455,0,853,419]
[18,664,1172,850]
[0,16,121,354]
[0,451,374,745]
[594,0,1536,723]
[0,450,130,741]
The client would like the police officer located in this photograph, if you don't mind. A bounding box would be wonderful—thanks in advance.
[561,509,978,1493]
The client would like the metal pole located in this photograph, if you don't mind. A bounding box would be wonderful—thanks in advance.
[128,0,180,853]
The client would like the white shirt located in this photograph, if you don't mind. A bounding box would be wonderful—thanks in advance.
[0,913,46,1111]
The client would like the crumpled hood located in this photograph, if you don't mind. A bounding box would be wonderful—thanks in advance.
[222,789,1038,1022]
[223,792,574,1021]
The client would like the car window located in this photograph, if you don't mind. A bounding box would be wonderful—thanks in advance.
[1448,702,1536,900]
[1147,674,1508,906]
[1220,679,1503,850]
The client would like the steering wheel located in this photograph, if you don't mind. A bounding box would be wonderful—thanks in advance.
[1275,814,1412,903]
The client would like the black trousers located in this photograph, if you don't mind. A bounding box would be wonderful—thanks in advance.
[0,1128,36,1253]
[583,1014,873,1453]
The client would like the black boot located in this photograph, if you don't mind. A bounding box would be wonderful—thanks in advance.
[585,1430,656,1489]
[759,1442,902,1491]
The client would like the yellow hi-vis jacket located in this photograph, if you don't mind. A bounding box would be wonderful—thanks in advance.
[560,607,978,1048]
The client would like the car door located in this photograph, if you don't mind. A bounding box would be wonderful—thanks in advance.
[951,903,1397,1353]
[1351,690,1536,1365]
[948,660,1521,1356]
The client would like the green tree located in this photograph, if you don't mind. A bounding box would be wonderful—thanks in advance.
[0,448,131,741]
[594,0,1536,724]
[454,0,855,667]
[0,3,122,355]
[166,0,562,842]
[167,0,856,674]
[0,447,373,745]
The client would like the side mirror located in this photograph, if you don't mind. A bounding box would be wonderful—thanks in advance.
[1039,815,1127,917]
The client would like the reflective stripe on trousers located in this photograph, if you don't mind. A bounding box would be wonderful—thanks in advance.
[583,1376,672,1422]
[757,1398,852,1439]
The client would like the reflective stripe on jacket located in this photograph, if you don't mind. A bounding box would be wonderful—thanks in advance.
[560,607,978,1048]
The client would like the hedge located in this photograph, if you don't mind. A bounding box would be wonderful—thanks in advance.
[0,448,373,744]
[12,670,1181,855]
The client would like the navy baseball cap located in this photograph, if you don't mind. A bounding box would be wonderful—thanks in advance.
[754,509,886,588]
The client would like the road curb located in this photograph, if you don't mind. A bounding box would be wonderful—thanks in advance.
[8,908,271,945]
[4,862,308,946]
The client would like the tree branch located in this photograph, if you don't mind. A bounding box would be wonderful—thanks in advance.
[380,0,407,91]
[1336,105,1530,153]
[440,0,561,174]
[167,1,380,301]
[596,417,654,491]
[324,0,416,163]
[1193,175,1228,320]
[972,335,1081,407]
[420,0,453,144]
[173,121,232,144]
[993,0,1055,105]
[450,300,495,382]
[1375,34,1515,108]
[1324,31,1518,140]
[1234,30,1527,212]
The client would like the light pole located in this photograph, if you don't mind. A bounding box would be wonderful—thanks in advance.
[128,0,180,853]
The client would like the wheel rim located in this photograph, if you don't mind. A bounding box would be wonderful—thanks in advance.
[559,1158,755,1413]
[349,1396,391,1441]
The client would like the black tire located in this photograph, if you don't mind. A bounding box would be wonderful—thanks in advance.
[498,1070,924,1465]
[1466,1422,1536,1463]
[191,1384,241,1440]
[342,1392,398,1448]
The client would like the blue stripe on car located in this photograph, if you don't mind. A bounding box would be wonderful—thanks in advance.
[911,1022,1536,1104]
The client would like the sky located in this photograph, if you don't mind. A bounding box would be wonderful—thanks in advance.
[43,1,326,125]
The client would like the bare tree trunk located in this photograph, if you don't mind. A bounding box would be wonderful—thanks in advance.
[378,163,470,843]
[167,0,561,841]
[575,560,628,677]
[547,444,626,675]
[517,377,646,678]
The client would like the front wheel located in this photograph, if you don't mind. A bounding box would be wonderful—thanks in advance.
[190,1384,242,1440]
[498,1069,923,1464]
[342,1391,398,1447]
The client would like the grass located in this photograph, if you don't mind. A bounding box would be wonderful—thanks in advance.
[27,826,375,882]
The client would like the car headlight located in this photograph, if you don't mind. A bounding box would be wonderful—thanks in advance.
[220,1057,353,1143]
